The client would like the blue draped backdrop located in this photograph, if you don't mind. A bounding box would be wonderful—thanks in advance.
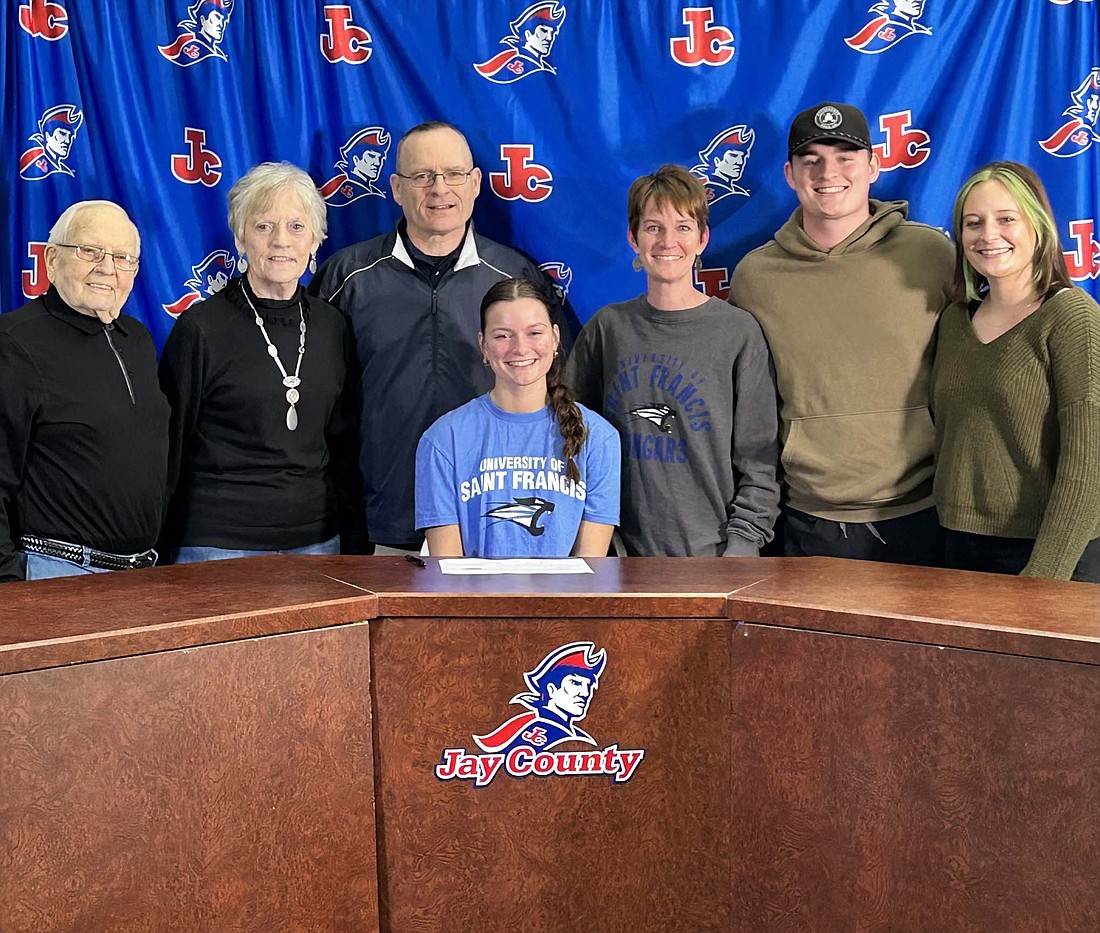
[2,0,1098,348]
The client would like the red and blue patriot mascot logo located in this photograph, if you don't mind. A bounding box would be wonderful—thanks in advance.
[474,2,566,84]
[319,126,391,207]
[163,249,236,318]
[19,104,82,181]
[435,641,645,786]
[539,261,573,300]
[691,125,755,203]
[845,0,931,54]
[159,0,234,66]
[1039,69,1100,158]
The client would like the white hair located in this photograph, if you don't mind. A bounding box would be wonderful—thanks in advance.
[48,200,141,253]
[227,161,327,245]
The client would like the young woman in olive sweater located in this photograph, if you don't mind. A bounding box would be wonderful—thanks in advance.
[932,161,1100,582]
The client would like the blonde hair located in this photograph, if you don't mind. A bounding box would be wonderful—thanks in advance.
[950,161,1070,304]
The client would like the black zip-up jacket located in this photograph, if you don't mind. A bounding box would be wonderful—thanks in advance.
[0,287,169,581]
[310,222,565,546]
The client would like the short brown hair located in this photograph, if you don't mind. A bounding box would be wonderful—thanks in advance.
[627,164,708,237]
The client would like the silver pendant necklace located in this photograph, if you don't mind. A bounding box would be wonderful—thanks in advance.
[241,284,306,431]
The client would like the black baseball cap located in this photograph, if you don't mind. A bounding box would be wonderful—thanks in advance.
[787,102,872,159]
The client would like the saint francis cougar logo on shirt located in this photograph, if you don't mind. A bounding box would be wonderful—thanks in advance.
[19,104,82,180]
[630,405,677,434]
[845,0,931,54]
[159,0,233,66]
[435,642,645,787]
[474,1,566,84]
[484,496,555,536]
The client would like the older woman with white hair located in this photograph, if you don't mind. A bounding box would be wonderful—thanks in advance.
[159,161,362,561]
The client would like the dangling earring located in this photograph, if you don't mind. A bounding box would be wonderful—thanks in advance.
[309,253,317,275]
[632,254,643,272]
[695,254,703,271]
[238,254,248,274]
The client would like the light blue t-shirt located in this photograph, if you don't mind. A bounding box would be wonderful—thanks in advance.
[415,394,620,557]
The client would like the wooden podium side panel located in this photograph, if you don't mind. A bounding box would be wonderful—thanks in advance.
[0,624,379,933]
[371,617,731,933]
[729,624,1100,933]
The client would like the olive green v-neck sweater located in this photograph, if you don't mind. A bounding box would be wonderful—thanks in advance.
[932,287,1100,579]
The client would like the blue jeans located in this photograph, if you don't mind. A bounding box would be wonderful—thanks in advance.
[175,535,340,563]
[22,552,112,580]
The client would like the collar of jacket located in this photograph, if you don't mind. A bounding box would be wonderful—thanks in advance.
[43,285,130,336]
[390,220,482,273]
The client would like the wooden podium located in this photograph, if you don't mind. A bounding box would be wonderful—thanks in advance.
[1,557,1096,932]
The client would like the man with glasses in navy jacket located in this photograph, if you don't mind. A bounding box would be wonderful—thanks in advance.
[311,121,565,554]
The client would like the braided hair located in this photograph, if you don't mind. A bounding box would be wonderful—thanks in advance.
[480,278,588,483]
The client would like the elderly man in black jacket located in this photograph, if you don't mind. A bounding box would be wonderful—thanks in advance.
[0,200,169,582]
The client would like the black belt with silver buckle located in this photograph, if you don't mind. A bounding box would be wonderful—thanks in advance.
[19,535,158,571]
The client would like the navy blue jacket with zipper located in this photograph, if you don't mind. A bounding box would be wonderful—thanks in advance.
[310,222,565,547]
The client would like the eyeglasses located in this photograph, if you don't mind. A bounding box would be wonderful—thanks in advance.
[54,243,140,273]
[394,169,475,188]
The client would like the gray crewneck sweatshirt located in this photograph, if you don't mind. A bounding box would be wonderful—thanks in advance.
[564,295,780,556]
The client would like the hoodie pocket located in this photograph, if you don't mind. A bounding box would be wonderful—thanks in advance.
[782,406,935,509]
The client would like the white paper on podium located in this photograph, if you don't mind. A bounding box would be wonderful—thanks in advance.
[438,558,593,575]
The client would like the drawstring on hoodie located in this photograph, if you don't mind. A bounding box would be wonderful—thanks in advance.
[838,521,886,545]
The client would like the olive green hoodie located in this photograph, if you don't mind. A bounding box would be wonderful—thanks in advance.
[730,199,954,522]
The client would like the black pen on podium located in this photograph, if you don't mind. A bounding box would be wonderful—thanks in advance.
[405,554,427,568]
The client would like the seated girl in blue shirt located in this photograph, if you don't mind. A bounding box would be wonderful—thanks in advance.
[415,278,619,557]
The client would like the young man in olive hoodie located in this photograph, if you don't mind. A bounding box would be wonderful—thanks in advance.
[730,102,953,565]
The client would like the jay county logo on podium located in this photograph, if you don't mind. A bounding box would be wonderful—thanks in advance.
[435,641,645,787]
